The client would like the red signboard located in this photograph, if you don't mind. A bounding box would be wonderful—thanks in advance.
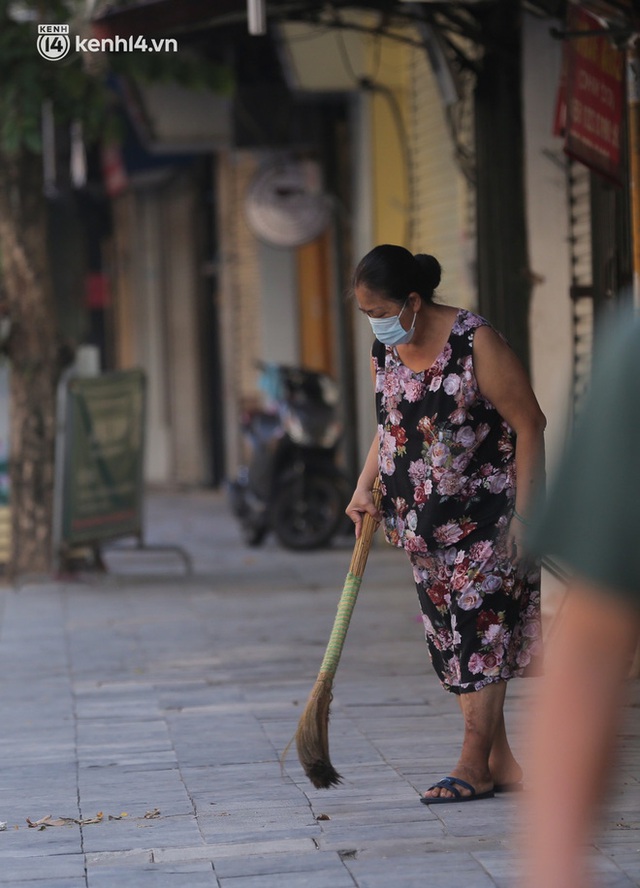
[559,6,625,183]
[85,272,111,310]
[101,142,128,197]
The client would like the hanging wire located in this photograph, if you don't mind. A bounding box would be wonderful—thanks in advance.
[372,82,414,247]
[327,9,413,246]
[335,28,361,85]
[371,30,383,82]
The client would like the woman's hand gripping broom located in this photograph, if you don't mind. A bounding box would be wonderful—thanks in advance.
[294,477,382,789]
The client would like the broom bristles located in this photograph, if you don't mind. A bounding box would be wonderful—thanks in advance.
[294,673,342,788]
[292,478,382,790]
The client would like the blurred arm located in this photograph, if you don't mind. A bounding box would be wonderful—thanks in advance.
[523,581,640,888]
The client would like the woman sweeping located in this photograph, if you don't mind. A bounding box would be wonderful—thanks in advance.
[346,244,545,804]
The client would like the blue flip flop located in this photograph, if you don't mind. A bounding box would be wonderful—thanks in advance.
[420,775,495,805]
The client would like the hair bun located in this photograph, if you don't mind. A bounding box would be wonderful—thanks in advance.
[414,253,441,292]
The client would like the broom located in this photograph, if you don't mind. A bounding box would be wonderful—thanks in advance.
[294,476,382,789]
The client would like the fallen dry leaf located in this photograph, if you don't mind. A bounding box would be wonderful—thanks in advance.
[143,808,161,819]
[316,813,331,821]
[80,813,104,826]
[26,815,54,829]
[27,812,104,829]
[25,809,161,831]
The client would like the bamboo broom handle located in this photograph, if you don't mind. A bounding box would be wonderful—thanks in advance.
[317,477,382,678]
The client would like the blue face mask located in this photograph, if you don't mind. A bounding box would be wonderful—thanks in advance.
[368,299,416,346]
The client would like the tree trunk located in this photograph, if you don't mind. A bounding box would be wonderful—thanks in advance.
[0,152,58,578]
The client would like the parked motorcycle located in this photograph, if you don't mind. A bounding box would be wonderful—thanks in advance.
[228,363,351,550]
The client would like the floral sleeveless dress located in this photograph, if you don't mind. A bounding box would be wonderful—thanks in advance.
[373,309,542,694]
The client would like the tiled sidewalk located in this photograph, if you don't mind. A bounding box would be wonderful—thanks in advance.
[0,490,637,887]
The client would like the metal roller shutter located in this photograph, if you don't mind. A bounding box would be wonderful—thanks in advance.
[406,43,475,309]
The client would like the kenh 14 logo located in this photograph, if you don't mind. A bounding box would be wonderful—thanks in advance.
[37,24,70,61]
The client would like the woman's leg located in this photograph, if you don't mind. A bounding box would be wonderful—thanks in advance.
[424,680,512,799]
[413,554,526,798]
[488,708,523,787]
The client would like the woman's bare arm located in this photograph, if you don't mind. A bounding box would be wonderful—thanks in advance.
[473,325,546,551]
[345,359,382,538]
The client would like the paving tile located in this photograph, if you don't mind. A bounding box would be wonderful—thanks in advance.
[0,853,85,883]
[0,826,82,856]
[88,862,217,887]
[81,814,203,854]
[0,881,87,888]
[85,849,153,867]
[218,871,356,888]
[154,838,319,862]
[346,852,497,888]
[213,850,346,878]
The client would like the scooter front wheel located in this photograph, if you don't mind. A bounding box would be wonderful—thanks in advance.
[272,474,343,550]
